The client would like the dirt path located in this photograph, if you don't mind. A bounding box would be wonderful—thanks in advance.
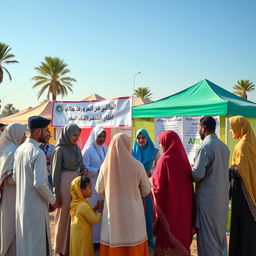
[50,213,229,256]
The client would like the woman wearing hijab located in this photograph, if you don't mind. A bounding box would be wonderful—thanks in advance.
[95,133,151,256]
[52,123,86,256]
[82,126,107,245]
[0,123,26,256]
[152,130,194,256]
[132,129,161,251]
[229,116,256,256]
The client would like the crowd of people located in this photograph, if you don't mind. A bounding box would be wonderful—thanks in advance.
[0,115,256,256]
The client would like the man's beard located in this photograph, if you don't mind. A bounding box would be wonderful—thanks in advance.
[199,130,205,140]
[39,135,46,143]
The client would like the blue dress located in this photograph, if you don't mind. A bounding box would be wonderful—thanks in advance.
[132,129,159,251]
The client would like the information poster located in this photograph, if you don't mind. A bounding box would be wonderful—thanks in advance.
[183,116,220,163]
[154,116,183,147]
[154,116,220,163]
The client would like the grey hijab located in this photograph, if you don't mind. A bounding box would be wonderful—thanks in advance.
[56,123,83,169]
[0,123,26,152]
[0,123,26,177]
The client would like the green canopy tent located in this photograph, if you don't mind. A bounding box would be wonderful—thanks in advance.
[133,79,256,118]
[132,79,256,150]
[132,79,256,230]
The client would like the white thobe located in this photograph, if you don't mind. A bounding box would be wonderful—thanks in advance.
[13,138,56,256]
[83,143,107,243]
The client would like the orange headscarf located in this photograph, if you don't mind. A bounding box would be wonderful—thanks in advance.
[229,116,256,206]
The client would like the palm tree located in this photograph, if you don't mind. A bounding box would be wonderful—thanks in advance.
[2,103,19,117]
[233,80,255,99]
[32,57,76,101]
[0,43,19,84]
[134,87,152,99]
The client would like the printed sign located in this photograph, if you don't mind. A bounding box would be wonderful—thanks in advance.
[52,97,132,128]
[154,116,183,145]
[154,116,220,163]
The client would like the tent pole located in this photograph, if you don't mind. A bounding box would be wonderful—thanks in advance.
[225,116,229,145]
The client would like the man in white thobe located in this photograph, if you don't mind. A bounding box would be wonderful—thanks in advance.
[192,116,230,256]
[13,116,57,256]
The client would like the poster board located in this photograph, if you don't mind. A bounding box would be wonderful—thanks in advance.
[154,116,220,163]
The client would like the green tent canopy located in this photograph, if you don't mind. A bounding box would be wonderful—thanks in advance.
[132,79,256,118]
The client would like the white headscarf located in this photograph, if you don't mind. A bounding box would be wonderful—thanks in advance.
[95,133,150,246]
[82,126,105,154]
[0,123,26,177]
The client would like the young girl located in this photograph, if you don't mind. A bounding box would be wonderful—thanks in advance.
[70,176,103,256]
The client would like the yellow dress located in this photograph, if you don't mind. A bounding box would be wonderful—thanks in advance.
[70,200,102,256]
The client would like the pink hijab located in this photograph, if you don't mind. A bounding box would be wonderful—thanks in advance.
[152,130,195,255]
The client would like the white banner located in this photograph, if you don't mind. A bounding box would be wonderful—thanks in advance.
[52,97,132,127]
[154,115,220,163]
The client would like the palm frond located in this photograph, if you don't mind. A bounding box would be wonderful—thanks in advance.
[36,83,51,99]
[0,43,11,60]
[62,81,73,87]
[32,75,49,81]
[59,69,70,76]
[2,66,12,81]
[61,76,77,82]
[5,60,19,64]
[0,43,18,83]
[2,54,17,63]
[233,91,243,96]
[32,79,50,88]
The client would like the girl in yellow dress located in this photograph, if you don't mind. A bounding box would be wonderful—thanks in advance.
[70,176,103,256]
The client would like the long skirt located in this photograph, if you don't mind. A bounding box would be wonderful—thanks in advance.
[54,171,78,255]
[0,178,16,256]
[144,194,155,251]
[229,177,256,256]
[100,241,149,256]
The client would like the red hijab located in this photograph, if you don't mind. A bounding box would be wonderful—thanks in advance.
[152,130,195,254]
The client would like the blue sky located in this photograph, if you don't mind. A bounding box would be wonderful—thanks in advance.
[1,0,256,110]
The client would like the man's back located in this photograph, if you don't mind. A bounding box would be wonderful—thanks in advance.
[192,134,230,256]
[193,134,230,205]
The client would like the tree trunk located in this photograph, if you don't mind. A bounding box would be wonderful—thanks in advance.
[52,94,56,101]
[51,93,56,141]
[0,67,3,84]
[242,91,247,99]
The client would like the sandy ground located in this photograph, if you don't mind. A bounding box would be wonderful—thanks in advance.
[49,213,228,256]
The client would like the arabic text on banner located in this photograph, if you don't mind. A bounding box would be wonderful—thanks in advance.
[52,97,132,127]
